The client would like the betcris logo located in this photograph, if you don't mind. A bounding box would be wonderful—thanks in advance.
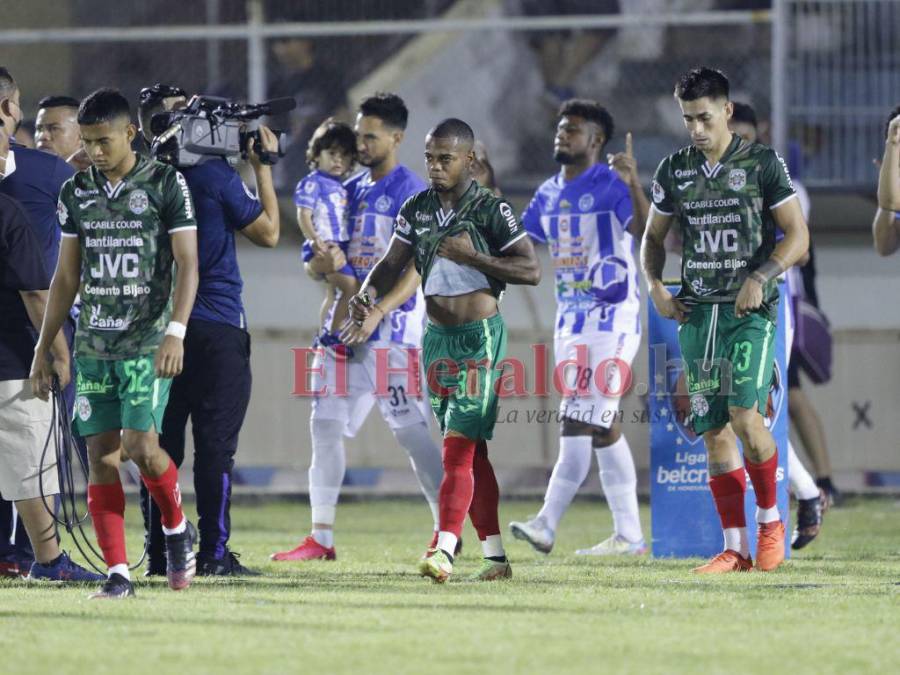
[657,450,709,489]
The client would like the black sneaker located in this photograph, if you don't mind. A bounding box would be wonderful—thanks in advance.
[197,549,260,577]
[792,490,825,550]
[88,573,135,599]
[164,521,196,591]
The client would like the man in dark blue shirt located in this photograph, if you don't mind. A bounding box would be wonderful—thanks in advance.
[0,67,76,576]
[138,88,281,576]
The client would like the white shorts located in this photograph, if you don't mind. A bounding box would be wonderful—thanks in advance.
[0,379,58,501]
[553,332,641,429]
[310,342,432,437]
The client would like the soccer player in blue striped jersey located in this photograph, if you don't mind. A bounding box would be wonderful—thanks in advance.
[272,93,444,563]
[510,99,651,556]
[296,119,358,355]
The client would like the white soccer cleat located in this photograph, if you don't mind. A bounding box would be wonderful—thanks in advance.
[575,534,647,556]
[509,516,555,554]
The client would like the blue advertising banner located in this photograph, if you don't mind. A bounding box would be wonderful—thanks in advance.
[649,284,791,559]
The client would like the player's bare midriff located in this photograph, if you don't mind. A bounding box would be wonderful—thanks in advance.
[426,289,497,326]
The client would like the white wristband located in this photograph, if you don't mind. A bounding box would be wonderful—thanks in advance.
[165,321,187,339]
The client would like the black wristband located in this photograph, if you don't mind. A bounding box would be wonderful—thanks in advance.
[751,258,784,284]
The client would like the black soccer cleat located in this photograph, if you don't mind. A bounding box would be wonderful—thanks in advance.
[164,521,197,591]
[143,553,167,577]
[197,549,260,577]
[89,573,135,600]
[792,490,825,550]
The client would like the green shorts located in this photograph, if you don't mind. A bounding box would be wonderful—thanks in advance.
[677,303,776,435]
[423,313,507,441]
[74,355,171,437]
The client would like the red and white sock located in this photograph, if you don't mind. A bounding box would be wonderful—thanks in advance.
[708,467,749,557]
[435,435,476,556]
[469,440,504,559]
[745,451,780,524]
[141,458,186,534]
[87,481,128,576]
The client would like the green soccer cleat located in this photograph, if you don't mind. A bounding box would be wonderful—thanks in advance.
[469,558,513,582]
[418,548,453,583]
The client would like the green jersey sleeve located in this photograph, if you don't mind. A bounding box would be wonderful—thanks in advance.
[393,196,416,246]
[161,167,197,234]
[486,198,528,252]
[57,181,78,237]
[650,157,675,215]
[760,149,796,210]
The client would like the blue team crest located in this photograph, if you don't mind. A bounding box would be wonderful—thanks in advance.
[578,193,594,211]
[375,195,392,213]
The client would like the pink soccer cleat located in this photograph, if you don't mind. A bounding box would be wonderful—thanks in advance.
[270,536,336,561]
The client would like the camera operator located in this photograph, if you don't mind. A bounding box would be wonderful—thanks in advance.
[137,84,281,576]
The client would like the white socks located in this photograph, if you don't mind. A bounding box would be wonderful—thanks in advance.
[109,563,130,580]
[756,505,780,524]
[161,517,186,536]
[308,418,346,546]
[788,440,820,500]
[595,435,643,544]
[723,527,750,557]
[394,421,443,531]
[537,436,592,531]
[437,531,458,556]
[481,534,505,559]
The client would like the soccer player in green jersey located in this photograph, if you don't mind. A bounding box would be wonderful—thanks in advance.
[349,118,541,583]
[641,68,809,574]
[31,89,200,598]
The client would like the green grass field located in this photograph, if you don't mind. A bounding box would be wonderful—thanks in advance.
[2,497,898,675]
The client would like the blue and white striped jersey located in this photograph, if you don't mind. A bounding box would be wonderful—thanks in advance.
[294,170,350,243]
[344,165,427,346]
[523,163,640,337]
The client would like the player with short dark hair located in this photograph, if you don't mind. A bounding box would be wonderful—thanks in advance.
[35,95,89,170]
[271,93,445,563]
[510,97,650,556]
[642,67,809,574]
[31,88,200,598]
[349,117,541,583]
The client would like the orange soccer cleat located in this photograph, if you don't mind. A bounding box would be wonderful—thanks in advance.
[270,536,336,562]
[755,521,786,571]
[692,549,753,574]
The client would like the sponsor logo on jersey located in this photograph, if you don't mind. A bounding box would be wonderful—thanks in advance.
[578,193,594,211]
[728,168,747,191]
[75,187,100,198]
[87,304,134,331]
[415,211,433,222]
[674,168,697,179]
[415,227,429,236]
[79,200,97,210]
[128,189,149,215]
[651,180,665,204]
[558,199,572,211]
[304,181,316,194]
[775,152,795,190]
[57,200,69,225]
[175,171,195,220]
[76,395,92,421]
[243,182,259,201]
[499,202,517,233]
[375,195,392,213]
[677,181,693,191]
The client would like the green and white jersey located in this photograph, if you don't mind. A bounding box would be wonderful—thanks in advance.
[651,134,796,319]
[58,154,196,359]
[393,181,527,299]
